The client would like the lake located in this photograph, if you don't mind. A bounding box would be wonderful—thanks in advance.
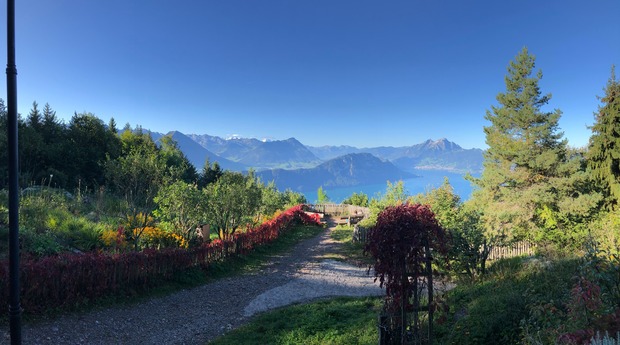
[303,170,477,204]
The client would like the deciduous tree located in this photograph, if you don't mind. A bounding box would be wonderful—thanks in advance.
[204,171,262,240]
[105,130,165,250]
[316,186,330,204]
[154,181,206,243]
[343,192,369,207]
[413,178,490,277]
[158,135,198,184]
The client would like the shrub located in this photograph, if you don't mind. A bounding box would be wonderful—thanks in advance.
[436,257,579,345]
[0,205,321,314]
[365,204,448,309]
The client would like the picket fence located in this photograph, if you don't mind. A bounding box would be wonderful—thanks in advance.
[0,205,321,314]
[353,225,535,261]
[307,203,369,217]
[487,241,536,261]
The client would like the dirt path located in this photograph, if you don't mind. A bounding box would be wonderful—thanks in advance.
[3,221,382,345]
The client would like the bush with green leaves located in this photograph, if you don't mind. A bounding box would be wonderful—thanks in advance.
[343,192,369,207]
[412,178,492,279]
[204,171,262,240]
[154,180,206,244]
[436,257,579,345]
[359,180,409,228]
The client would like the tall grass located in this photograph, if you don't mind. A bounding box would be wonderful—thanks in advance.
[435,257,579,345]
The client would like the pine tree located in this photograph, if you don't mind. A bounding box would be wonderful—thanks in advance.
[198,159,223,188]
[42,102,56,123]
[21,101,45,184]
[588,66,620,209]
[27,101,42,130]
[472,47,567,242]
[108,117,118,134]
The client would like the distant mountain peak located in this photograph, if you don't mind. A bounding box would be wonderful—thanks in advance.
[421,138,462,151]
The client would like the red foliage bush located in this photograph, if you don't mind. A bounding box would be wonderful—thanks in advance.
[364,203,448,312]
[0,205,320,314]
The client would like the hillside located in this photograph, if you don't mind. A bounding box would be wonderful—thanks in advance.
[257,153,414,192]
[165,131,247,171]
[188,134,321,170]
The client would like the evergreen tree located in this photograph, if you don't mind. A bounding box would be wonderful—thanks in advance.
[40,103,69,187]
[108,117,118,134]
[41,103,63,141]
[66,112,122,189]
[472,47,567,242]
[20,101,45,184]
[42,102,57,124]
[198,159,223,188]
[158,135,198,183]
[27,101,42,130]
[588,66,620,209]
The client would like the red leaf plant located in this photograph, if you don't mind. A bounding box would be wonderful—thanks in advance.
[0,205,321,314]
[364,203,448,313]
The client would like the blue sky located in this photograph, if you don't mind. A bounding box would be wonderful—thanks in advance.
[1,0,618,149]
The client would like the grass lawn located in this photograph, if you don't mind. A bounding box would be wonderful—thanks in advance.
[209,296,382,345]
[320,225,373,267]
[209,225,382,345]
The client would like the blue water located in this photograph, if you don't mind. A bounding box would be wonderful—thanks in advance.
[303,170,477,204]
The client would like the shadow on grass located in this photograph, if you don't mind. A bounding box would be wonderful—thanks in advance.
[209,296,382,345]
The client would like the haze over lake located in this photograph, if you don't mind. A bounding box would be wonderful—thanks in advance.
[303,170,476,204]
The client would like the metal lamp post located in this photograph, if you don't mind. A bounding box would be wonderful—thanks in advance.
[6,0,22,343]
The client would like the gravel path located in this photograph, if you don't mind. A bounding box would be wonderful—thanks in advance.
[3,222,382,344]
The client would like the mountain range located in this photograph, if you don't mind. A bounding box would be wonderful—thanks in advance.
[150,130,484,192]
[256,153,415,192]
[306,139,483,174]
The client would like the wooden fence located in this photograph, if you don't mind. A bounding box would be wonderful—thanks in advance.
[352,224,370,243]
[306,203,369,217]
[487,241,535,261]
[353,227,535,261]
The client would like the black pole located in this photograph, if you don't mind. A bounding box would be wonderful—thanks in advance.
[6,0,22,343]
